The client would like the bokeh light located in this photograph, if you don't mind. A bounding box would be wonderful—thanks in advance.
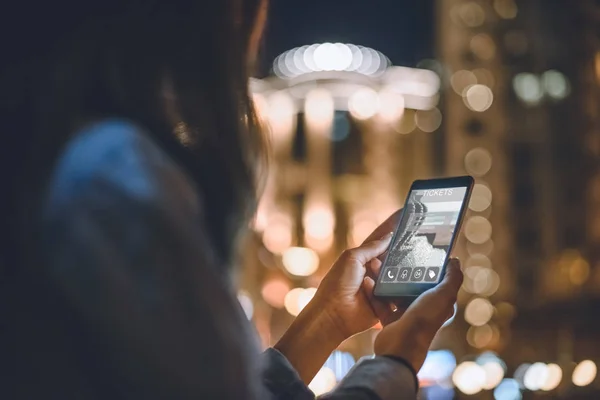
[513,73,543,105]
[464,267,500,296]
[274,43,390,79]
[263,213,293,254]
[464,148,493,177]
[465,297,495,326]
[267,91,296,140]
[453,361,486,395]
[467,323,497,348]
[305,88,335,129]
[464,84,494,112]
[542,70,570,100]
[418,350,457,387]
[473,68,496,88]
[469,183,493,212]
[299,288,317,311]
[261,278,291,309]
[494,379,522,400]
[466,253,493,269]
[313,43,353,71]
[477,353,507,390]
[467,239,495,257]
[303,204,335,252]
[393,110,417,134]
[540,363,563,391]
[494,0,518,19]
[378,89,405,122]
[284,288,304,316]
[465,216,493,244]
[284,287,317,316]
[514,363,531,389]
[523,362,548,391]
[451,70,477,95]
[569,256,590,285]
[282,247,320,277]
[348,88,380,120]
[415,108,443,132]
[470,34,496,60]
[572,360,597,387]
[458,2,486,27]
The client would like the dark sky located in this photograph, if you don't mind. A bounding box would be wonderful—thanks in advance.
[262,0,435,74]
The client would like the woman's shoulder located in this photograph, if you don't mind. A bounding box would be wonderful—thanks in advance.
[46,119,200,215]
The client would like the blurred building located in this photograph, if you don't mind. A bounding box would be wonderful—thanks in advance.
[243,43,444,394]
[437,0,600,397]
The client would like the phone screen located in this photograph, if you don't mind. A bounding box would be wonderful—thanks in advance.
[375,183,470,297]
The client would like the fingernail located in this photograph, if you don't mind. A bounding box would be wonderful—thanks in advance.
[384,232,394,240]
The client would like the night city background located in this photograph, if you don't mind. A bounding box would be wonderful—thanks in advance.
[235,0,600,399]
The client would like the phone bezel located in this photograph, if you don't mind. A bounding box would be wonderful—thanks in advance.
[373,175,474,299]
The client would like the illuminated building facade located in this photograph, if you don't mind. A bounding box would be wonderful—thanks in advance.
[241,43,443,394]
[438,0,600,397]
[437,0,513,358]
[502,2,600,398]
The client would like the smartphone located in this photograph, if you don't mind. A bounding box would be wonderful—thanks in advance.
[373,175,474,302]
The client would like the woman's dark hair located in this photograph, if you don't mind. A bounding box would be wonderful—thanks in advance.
[0,0,268,271]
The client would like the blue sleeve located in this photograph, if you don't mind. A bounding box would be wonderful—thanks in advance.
[41,120,266,399]
[262,348,418,400]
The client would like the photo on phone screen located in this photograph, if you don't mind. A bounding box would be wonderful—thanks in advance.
[374,176,473,298]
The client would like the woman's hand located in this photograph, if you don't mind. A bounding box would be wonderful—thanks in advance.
[312,210,404,341]
[274,210,403,384]
[313,233,394,340]
[374,258,463,372]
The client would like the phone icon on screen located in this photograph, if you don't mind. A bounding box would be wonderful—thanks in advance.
[382,267,399,282]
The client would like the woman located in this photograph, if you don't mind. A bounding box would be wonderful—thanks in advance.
[0,1,462,398]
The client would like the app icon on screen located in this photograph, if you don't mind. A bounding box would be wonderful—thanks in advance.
[424,267,440,282]
[382,267,399,282]
[398,267,411,282]
[411,267,425,281]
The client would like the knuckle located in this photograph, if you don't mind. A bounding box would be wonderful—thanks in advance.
[348,248,360,259]
[341,249,359,263]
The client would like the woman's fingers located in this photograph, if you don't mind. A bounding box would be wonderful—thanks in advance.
[403,258,463,330]
[366,258,382,280]
[361,209,403,245]
[436,258,463,302]
[362,277,400,326]
[342,233,393,266]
